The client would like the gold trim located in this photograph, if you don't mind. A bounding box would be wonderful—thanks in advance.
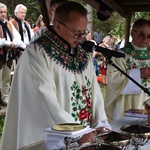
[52,123,86,132]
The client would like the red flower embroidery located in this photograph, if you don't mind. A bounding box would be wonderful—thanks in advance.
[78,108,88,121]
[86,98,91,108]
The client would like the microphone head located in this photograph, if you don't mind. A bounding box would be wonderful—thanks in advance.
[82,41,95,52]
[97,46,126,58]
[82,41,125,58]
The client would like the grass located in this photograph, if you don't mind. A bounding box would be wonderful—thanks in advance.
[0,115,5,140]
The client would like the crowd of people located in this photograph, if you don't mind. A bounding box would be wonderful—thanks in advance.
[0,0,150,149]
[0,3,46,107]
[0,3,27,106]
[91,34,117,84]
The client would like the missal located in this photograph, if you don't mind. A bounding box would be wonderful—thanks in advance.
[124,109,148,118]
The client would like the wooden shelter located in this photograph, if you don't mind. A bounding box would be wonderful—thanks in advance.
[84,0,150,43]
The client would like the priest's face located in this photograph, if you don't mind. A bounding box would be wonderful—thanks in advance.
[54,11,88,48]
[131,24,150,48]
[0,6,7,22]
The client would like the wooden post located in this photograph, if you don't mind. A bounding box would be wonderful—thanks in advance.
[124,10,132,45]
[86,4,93,33]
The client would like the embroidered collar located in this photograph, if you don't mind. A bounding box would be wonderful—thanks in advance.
[36,26,90,74]
[122,42,150,60]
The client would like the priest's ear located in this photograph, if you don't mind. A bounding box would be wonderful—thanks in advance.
[53,20,61,32]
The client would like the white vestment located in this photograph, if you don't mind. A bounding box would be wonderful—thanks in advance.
[105,43,150,121]
[1,28,108,149]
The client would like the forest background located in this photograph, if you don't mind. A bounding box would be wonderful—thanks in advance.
[3,0,150,41]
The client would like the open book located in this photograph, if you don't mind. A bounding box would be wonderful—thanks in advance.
[124,109,148,118]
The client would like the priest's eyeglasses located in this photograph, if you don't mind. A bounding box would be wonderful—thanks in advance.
[133,29,150,39]
[58,21,89,38]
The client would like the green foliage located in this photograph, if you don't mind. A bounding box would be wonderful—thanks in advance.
[0,116,5,139]
[93,10,150,40]
[134,12,150,20]
[93,10,125,39]
[107,12,126,39]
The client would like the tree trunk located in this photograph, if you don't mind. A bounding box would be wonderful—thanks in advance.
[86,4,93,33]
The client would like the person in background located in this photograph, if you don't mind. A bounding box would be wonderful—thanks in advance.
[0,3,26,106]
[85,32,99,76]
[92,50,102,77]
[33,14,45,33]
[99,35,111,49]
[98,35,111,85]
[115,36,124,51]
[105,19,150,121]
[10,4,34,46]
[9,4,34,72]
[85,32,97,45]
[93,27,103,44]
[1,1,111,149]
[109,36,117,50]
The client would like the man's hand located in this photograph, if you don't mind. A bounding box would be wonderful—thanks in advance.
[77,127,111,146]
[95,127,111,135]
[77,130,97,145]
[10,42,15,49]
[9,42,15,49]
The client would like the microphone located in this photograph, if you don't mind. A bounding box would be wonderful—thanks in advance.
[82,41,125,58]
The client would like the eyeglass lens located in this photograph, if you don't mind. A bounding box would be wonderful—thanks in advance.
[133,30,150,39]
[58,21,89,38]
[74,30,89,38]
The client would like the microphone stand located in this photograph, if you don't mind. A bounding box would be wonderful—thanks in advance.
[105,55,150,96]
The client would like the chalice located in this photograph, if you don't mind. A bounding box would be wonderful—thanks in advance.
[121,124,150,150]
[94,131,131,150]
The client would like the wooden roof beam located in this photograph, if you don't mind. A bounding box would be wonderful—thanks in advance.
[83,0,100,11]
[119,0,150,6]
[101,0,127,18]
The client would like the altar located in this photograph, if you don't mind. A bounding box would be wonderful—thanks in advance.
[17,116,150,149]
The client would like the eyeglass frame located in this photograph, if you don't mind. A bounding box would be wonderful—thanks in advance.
[57,21,90,38]
[132,29,150,39]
